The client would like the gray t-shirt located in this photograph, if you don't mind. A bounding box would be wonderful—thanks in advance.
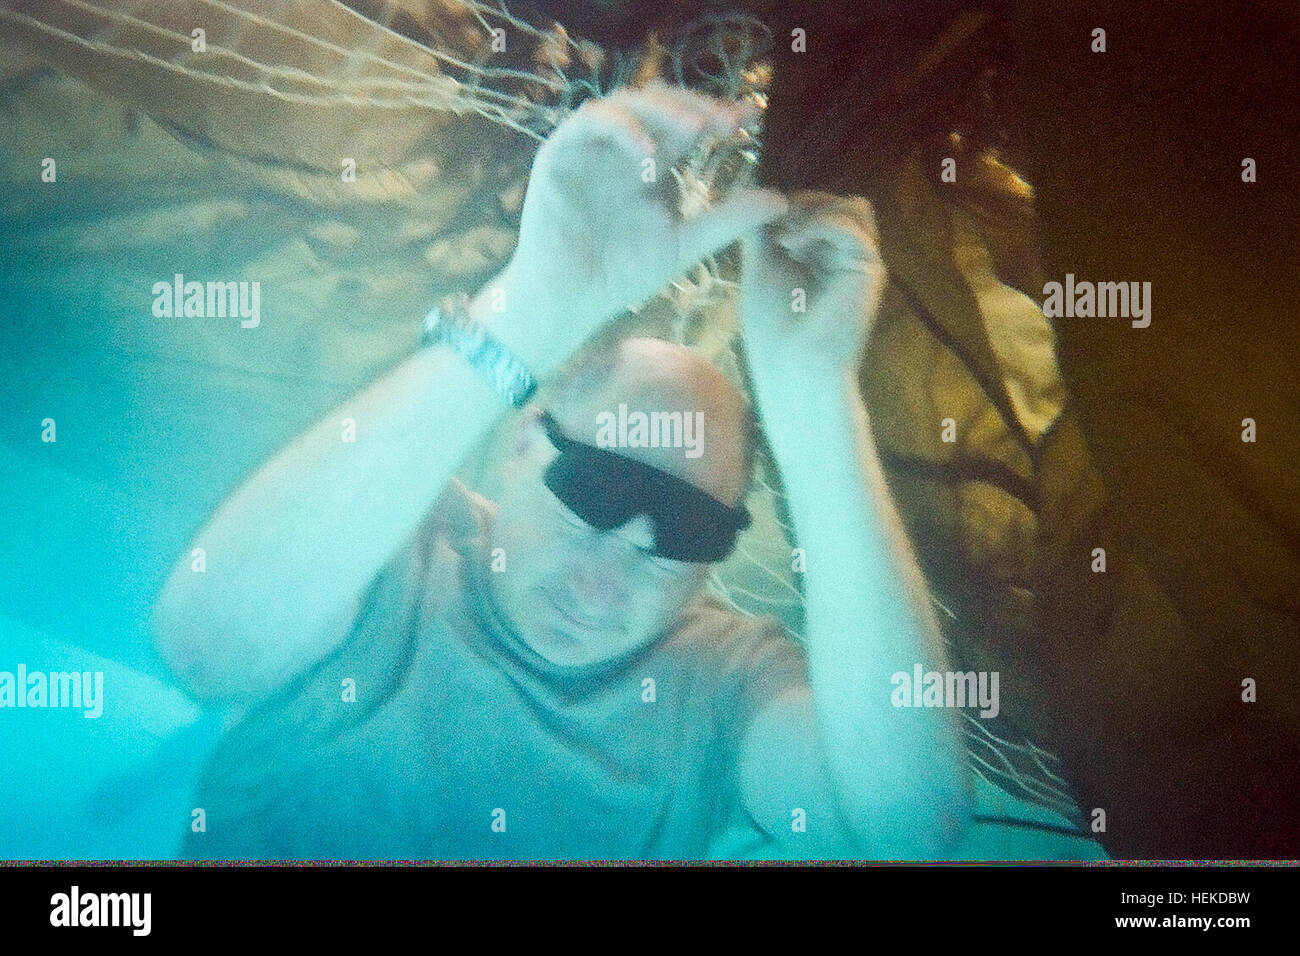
[180,479,808,860]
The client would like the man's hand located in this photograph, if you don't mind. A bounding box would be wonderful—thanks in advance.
[739,191,887,381]
[498,82,787,374]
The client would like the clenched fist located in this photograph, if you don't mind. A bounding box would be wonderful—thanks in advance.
[499,82,788,373]
[739,191,888,381]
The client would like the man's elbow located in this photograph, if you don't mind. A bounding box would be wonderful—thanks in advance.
[930,791,978,859]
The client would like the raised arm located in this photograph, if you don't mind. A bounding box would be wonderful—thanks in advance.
[150,83,786,707]
[736,192,975,858]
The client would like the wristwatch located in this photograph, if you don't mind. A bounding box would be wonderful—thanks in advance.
[420,291,537,408]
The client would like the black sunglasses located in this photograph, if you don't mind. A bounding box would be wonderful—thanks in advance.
[538,411,751,563]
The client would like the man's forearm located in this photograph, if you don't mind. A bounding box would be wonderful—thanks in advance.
[748,365,975,857]
[152,269,556,704]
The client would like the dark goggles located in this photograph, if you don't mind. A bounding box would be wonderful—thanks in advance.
[539,410,751,563]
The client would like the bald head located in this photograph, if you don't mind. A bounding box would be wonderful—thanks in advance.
[539,337,758,508]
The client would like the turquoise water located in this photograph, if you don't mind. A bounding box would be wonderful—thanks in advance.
[0,263,257,858]
[0,66,439,856]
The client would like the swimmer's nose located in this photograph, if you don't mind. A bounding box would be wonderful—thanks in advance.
[562,556,623,616]
[559,515,658,604]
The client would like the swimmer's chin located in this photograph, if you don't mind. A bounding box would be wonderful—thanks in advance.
[531,614,626,668]
[521,624,596,668]
[491,582,627,666]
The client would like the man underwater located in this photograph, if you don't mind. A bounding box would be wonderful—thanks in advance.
[152,83,1099,860]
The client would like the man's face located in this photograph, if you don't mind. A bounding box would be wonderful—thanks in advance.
[487,412,712,667]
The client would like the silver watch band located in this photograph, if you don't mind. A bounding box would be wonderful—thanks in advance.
[421,292,537,408]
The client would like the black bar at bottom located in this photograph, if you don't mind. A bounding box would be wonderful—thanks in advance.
[0,862,1291,941]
